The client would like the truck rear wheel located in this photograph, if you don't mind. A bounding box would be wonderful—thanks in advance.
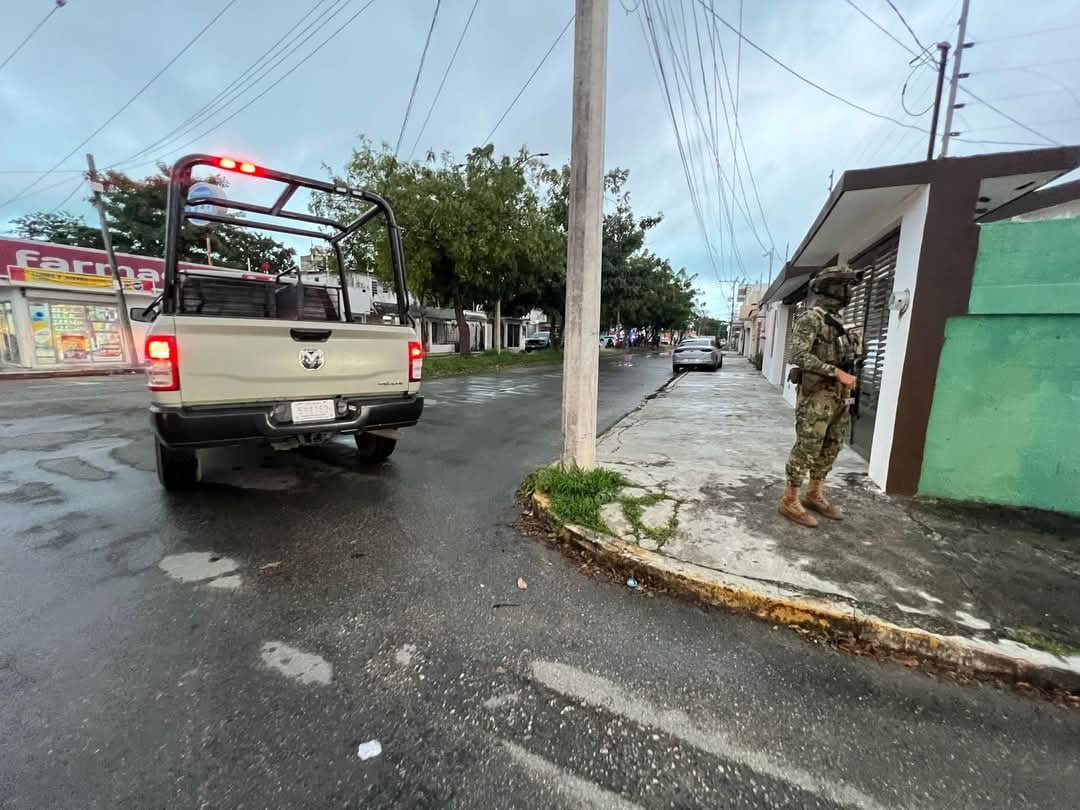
[155,438,199,491]
[355,433,396,463]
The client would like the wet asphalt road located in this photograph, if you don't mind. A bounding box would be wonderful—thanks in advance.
[1,354,1078,810]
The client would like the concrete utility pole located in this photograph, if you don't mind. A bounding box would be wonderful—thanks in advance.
[561,0,608,469]
[728,278,739,353]
[939,0,971,158]
[86,153,137,367]
[494,297,501,354]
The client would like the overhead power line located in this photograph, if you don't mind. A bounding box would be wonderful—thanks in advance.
[0,169,83,175]
[973,22,1080,44]
[952,137,1049,148]
[963,116,1080,133]
[50,179,86,214]
[691,0,927,133]
[639,2,723,279]
[0,1,62,76]
[957,86,1060,145]
[844,0,918,57]
[409,0,481,159]
[969,58,1080,75]
[692,0,774,255]
[395,0,443,156]
[0,0,240,211]
[109,0,339,170]
[119,0,381,174]
[480,16,573,146]
[883,0,929,54]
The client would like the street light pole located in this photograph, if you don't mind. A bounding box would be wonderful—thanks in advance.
[86,153,137,368]
[561,0,608,469]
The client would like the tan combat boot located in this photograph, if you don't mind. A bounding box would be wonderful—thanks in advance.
[804,479,843,520]
[779,484,818,528]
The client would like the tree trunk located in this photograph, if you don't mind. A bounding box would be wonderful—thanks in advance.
[454,296,471,356]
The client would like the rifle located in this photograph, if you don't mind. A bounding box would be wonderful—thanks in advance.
[822,312,862,420]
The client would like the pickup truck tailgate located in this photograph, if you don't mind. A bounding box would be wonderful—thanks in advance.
[170,316,413,405]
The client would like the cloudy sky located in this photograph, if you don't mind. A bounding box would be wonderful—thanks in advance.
[1,0,1078,316]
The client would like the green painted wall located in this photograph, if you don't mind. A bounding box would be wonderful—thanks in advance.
[968,217,1080,315]
[919,218,1080,514]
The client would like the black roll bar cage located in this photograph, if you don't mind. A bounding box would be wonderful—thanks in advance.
[162,154,410,324]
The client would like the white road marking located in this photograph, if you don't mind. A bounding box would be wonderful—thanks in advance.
[502,741,643,810]
[158,552,239,583]
[260,641,333,686]
[205,574,243,590]
[530,660,890,810]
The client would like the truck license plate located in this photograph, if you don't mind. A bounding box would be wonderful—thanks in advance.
[291,399,335,424]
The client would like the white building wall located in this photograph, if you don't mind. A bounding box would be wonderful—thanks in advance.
[857,185,931,489]
[762,301,789,386]
[760,300,799,407]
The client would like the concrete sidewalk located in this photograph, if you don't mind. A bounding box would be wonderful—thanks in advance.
[553,361,1080,689]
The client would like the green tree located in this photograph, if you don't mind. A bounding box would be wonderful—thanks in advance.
[617,253,699,341]
[12,168,296,274]
[10,211,103,248]
[697,316,728,342]
[313,140,563,355]
[541,164,662,330]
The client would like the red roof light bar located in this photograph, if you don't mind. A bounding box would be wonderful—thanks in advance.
[215,156,259,175]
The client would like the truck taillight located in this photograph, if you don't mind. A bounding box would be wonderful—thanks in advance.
[146,336,179,391]
[408,341,423,382]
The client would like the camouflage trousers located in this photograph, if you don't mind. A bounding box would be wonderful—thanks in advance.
[785,386,850,487]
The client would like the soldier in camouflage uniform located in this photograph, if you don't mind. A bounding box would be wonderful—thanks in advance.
[779,265,863,528]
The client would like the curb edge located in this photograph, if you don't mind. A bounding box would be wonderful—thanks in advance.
[532,492,1080,693]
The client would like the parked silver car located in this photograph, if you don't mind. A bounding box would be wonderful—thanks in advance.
[524,331,553,352]
[672,338,722,373]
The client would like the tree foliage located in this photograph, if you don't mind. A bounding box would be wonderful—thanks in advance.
[697,316,729,342]
[539,164,693,332]
[312,140,563,354]
[314,141,700,344]
[11,168,296,273]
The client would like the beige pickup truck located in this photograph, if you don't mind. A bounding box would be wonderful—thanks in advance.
[137,154,423,490]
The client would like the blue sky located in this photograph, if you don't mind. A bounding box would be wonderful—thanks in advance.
[1,0,1077,317]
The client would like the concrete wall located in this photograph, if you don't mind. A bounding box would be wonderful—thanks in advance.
[919,217,1080,514]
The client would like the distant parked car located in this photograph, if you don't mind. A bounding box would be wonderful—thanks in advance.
[672,338,722,373]
[524,332,553,352]
[599,333,615,348]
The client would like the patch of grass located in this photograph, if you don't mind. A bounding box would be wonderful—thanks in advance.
[1007,628,1080,658]
[524,465,627,532]
[619,493,678,546]
[524,465,680,545]
[425,349,562,379]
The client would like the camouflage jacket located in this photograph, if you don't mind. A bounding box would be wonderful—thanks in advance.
[788,306,860,380]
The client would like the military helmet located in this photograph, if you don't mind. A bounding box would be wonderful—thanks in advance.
[810,263,862,293]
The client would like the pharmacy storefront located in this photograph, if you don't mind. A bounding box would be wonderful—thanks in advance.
[0,237,200,371]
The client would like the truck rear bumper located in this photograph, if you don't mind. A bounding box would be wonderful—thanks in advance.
[151,394,424,448]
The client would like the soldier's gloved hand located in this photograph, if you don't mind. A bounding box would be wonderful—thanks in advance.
[834,369,858,389]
